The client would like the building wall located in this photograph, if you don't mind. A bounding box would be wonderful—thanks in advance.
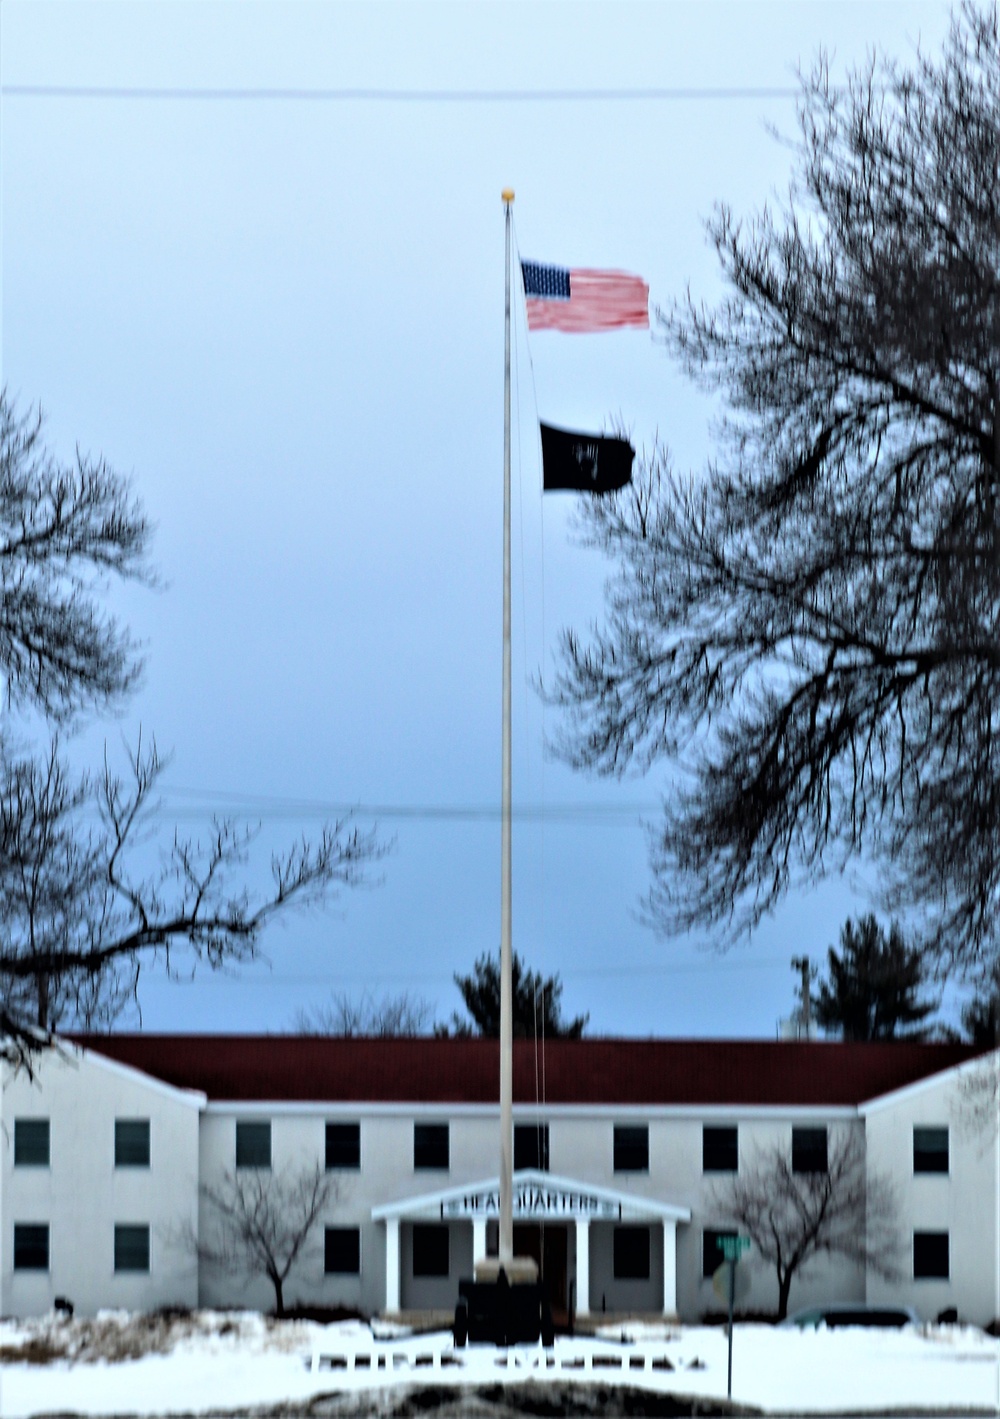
[2,1044,995,1325]
[589,1220,664,1316]
[0,1046,201,1318]
[682,1115,866,1320]
[400,1221,473,1311]
[555,1111,866,1319]
[863,1057,1000,1327]
[197,1106,501,1315]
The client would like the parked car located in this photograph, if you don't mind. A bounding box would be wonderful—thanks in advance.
[780,1302,921,1329]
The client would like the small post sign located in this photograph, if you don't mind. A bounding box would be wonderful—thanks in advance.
[718,1235,751,1262]
[714,1235,751,1398]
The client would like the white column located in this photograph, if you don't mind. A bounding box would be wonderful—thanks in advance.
[662,1220,677,1318]
[575,1218,590,1316]
[473,1216,487,1267]
[385,1218,400,1314]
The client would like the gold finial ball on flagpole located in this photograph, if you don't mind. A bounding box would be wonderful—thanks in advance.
[501,189,515,204]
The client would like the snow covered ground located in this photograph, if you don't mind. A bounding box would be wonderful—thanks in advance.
[0,1310,997,1417]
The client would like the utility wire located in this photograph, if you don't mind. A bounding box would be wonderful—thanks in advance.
[2,83,801,103]
[150,794,661,824]
[68,796,658,825]
[167,956,796,988]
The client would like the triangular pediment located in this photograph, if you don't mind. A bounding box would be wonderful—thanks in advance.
[372,1169,690,1224]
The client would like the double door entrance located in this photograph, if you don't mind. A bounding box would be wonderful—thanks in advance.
[513,1222,569,1317]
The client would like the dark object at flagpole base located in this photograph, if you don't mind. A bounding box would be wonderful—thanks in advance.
[454,1268,555,1348]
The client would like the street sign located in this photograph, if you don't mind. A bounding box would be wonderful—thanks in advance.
[711,1237,752,1400]
[712,1260,751,1305]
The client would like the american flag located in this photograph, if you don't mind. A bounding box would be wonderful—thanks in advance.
[520,260,649,333]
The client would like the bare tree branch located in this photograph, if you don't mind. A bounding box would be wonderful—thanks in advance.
[550,8,1000,989]
[0,738,383,1053]
[954,1050,1000,1144]
[0,392,152,719]
[713,1127,901,1320]
[197,1162,335,1316]
[294,989,436,1037]
[0,392,386,1061]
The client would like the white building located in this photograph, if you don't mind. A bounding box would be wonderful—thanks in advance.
[1,1035,996,1327]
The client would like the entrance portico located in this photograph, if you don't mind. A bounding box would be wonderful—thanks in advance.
[373,1170,690,1319]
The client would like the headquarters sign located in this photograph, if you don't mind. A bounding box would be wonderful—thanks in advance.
[441,1182,621,1221]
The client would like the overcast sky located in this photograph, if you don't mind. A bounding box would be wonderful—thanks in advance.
[0,1,967,1039]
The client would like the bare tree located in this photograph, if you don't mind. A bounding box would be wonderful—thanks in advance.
[0,395,151,719]
[0,391,383,1063]
[0,736,378,1037]
[294,988,436,1036]
[713,1128,901,1320]
[198,1161,334,1316]
[550,6,1000,993]
[956,1050,1000,1144]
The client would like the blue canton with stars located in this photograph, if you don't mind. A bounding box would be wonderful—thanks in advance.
[521,262,570,300]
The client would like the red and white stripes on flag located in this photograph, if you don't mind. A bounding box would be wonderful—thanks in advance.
[521,261,649,333]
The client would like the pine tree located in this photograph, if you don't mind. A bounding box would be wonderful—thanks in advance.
[451,951,588,1039]
[814,916,936,1041]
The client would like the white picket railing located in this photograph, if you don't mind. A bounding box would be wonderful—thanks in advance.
[309,1332,677,1377]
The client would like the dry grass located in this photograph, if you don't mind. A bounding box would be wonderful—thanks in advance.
[0,1307,259,1364]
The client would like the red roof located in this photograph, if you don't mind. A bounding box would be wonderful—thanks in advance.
[72,1035,981,1108]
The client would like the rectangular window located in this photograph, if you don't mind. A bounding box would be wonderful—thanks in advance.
[325,1227,361,1274]
[913,1126,949,1174]
[413,1123,449,1171]
[235,1121,271,1169]
[13,1223,49,1271]
[613,1124,649,1172]
[114,1224,150,1273]
[703,1125,738,1173]
[14,1119,50,1167]
[613,1226,651,1280]
[412,1223,450,1277]
[702,1229,737,1279]
[115,1119,150,1168]
[514,1123,550,1172]
[913,1231,949,1279]
[325,1122,361,1170]
[792,1126,828,1174]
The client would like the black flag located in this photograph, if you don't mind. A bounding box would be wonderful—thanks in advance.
[540,423,634,493]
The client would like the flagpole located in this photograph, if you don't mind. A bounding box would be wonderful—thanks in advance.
[499,187,514,1269]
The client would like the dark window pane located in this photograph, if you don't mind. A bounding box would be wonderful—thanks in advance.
[914,1231,949,1279]
[613,1125,648,1172]
[14,1119,49,1167]
[235,1121,271,1169]
[114,1224,150,1273]
[792,1127,828,1174]
[703,1126,738,1173]
[326,1123,361,1170]
[913,1126,949,1174]
[412,1223,449,1277]
[613,1226,650,1280]
[514,1123,549,1172]
[702,1229,737,1278]
[325,1227,361,1274]
[13,1223,49,1270]
[413,1123,449,1170]
[115,1119,150,1167]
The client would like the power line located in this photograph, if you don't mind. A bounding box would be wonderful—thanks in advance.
[66,785,659,826]
[1,83,800,104]
[148,786,662,824]
[164,956,795,988]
